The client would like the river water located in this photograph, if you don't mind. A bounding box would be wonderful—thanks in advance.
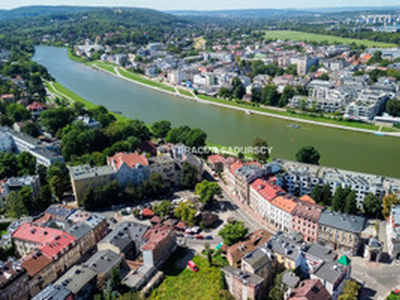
[33,46,400,178]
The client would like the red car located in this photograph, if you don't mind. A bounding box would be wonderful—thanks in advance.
[195,234,204,240]
[188,260,199,272]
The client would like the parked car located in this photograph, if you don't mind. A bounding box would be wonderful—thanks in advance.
[110,217,118,224]
[195,234,204,240]
[204,235,213,240]
[188,260,199,272]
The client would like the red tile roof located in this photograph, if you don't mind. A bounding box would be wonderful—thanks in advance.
[251,178,286,202]
[229,161,243,174]
[12,223,65,245]
[40,233,76,259]
[299,195,316,204]
[271,195,298,214]
[142,224,174,251]
[208,154,225,164]
[27,101,46,111]
[108,152,149,170]
[288,279,332,300]
[22,251,52,276]
[142,208,155,217]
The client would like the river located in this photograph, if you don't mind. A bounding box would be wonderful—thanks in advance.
[32,46,400,178]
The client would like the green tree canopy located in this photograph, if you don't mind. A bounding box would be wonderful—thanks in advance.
[195,180,222,204]
[252,137,270,163]
[151,120,171,139]
[180,162,199,189]
[296,146,320,165]
[174,200,197,226]
[363,193,382,218]
[219,221,248,246]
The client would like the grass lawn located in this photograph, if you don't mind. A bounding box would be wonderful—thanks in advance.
[118,68,175,92]
[178,88,194,97]
[197,94,383,131]
[265,30,397,48]
[148,254,225,300]
[45,81,129,122]
[87,61,117,74]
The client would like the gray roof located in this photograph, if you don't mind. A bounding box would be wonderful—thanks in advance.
[306,243,337,262]
[312,260,346,285]
[318,210,366,233]
[242,247,273,269]
[85,213,107,228]
[282,271,301,288]
[85,250,122,276]
[66,222,92,240]
[29,146,64,162]
[32,284,72,300]
[45,205,75,219]
[69,164,116,181]
[265,232,305,261]
[99,222,148,254]
[55,265,96,294]
[222,265,264,285]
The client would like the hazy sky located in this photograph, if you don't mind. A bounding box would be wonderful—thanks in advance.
[0,0,395,10]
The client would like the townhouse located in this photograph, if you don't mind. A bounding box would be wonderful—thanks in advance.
[291,200,323,243]
[317,210,366,256]
[270,195,299,232]
[386,205,400,259]
[0,260,30,300]
[249,178,285,223]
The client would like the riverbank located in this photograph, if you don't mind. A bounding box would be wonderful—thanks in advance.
[87,60,400,137]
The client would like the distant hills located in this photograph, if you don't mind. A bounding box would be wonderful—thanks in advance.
[1,5,400,21]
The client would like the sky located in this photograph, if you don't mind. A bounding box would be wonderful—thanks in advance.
[0,0,396,11]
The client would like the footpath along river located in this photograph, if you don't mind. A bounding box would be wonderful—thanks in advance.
[33,46,400,178]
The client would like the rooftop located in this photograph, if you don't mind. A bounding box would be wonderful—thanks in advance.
[318,210,366,233]
[271,195,299,214]
[32,284,72,300]
[222,265,264,286]
[85,249,122,276]
[108,152,149,170]
[142,223,175,251]
[45,204,75,220]
[69,164,115,181]
[251,178,286,202]
[288,279,332,300]
[22,251,52,277]
[55,265,96,294]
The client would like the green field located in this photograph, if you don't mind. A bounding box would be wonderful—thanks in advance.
[87,61,117,74]
[149,255,226,300]
[265,30,397,48]
[45,81,129,122]
[178,88,194,97]
[197,94,383,131]
[118,68,175,92]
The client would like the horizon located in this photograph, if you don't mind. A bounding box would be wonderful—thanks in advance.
[1,1,399,11]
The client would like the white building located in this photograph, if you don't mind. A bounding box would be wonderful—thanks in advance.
[387,205,400,260]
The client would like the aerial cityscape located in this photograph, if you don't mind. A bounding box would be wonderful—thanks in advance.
[0,2,400,300]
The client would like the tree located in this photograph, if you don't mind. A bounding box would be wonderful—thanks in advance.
[219,221,248,246]
[218,87,232,99]
[386,99,400,117]
[232,77,245,100]
[40,108,74,135]
[261,84,279,106]
[21,122,41,137]
[311,183,332,206]
[180,162,199,189]
[344,190,358,215]
[278,85,295,107]
[152,120,171,139]
[17,152,36,176]
[34,185,52,212]
[382,193,400,219]
[363,193,381,218]
[338,280,361,300]
[153,200,173,217]
[332,186,346,212]
[252,137,269,163]
[268,272,286,300]
[174,200,197,226]
[296,146,320,165]
[204,243,213,266]
[49,175,66,201]
[6,104,30,122]
[195,180,222,204]
[319,73,330,81]
[0,153,18,179]
[6,187,32,218]
[185,128,207,149]
[251,87,261,103]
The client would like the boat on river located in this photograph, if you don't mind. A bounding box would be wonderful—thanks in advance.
[287,123,300,129]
